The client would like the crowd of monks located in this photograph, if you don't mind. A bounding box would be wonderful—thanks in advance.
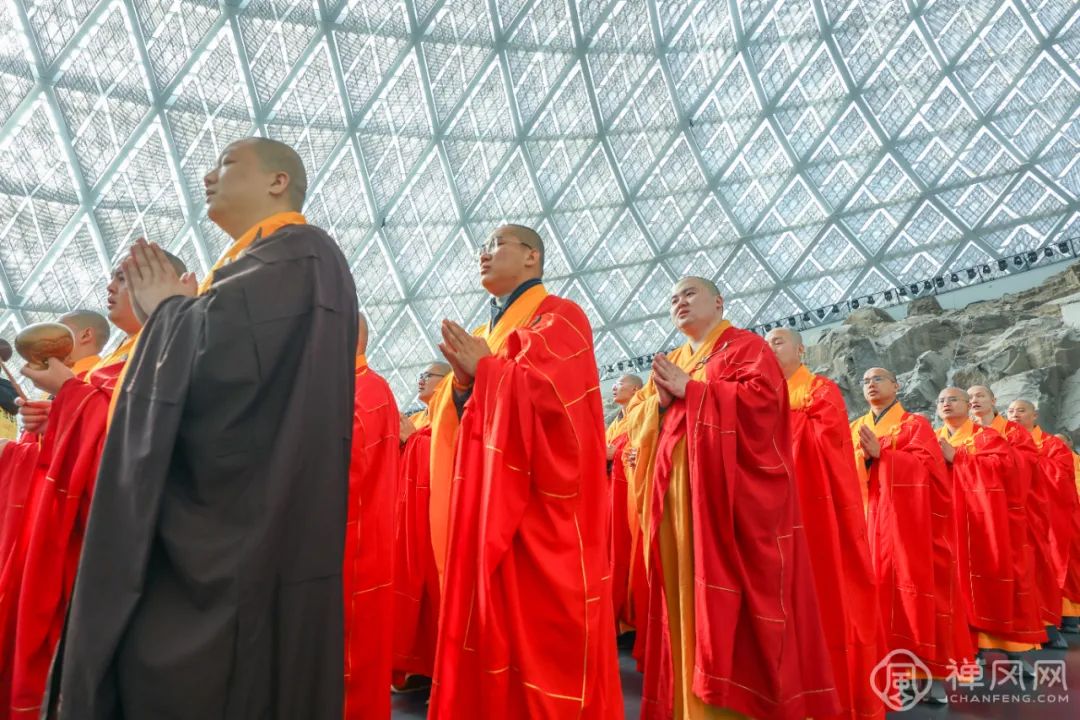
[0,136,1077,720]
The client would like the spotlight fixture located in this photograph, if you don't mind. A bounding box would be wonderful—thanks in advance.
[934,277,945,288]
[982,264,991,275]
[1058,242,1069,254]
[816,308,825,319]
[998,259,1008,271]
[966,268,977,280]
[787,316,796,327]
[1045,247,1054,258]
[923,280,933,291]
[1026,251,1037,263]
[909,284,919,295]
[802,312,811,322]
[898,287,907,297]
[950,273,959,283]
[851,298,860,309]
[1013,255,1024,267]
[884,290,894,301]
[866,295,876,305]
[831,304,840,314]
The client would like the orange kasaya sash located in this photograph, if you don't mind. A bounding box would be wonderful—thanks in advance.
[426,283,549,584]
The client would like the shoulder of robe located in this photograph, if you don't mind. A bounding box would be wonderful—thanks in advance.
[247,223,338,264]
[528,294,594,342]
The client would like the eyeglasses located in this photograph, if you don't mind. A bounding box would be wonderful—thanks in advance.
[418,372,446,382]
[861,375,893,386]
[477,236,534,257]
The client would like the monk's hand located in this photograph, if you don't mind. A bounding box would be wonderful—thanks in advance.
[16,397,51,435]
[607,443,616,461]
[439,320,490,385]
[858,424,881,459]
[938,437,956,464]
[652,353,690,400]
[399,413,416,443]
[21,357,75,395]
[124,239,194,324]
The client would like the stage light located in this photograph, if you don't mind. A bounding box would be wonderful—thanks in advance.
[816,308,825,319]
[866,295,876,305]
[950,273,959,283]
[831,304,840,314]
[851,298,860,309]
[802,312,811,322]
[967,268,977,280]
[1026,251,1037,263]
[923,280,933,291]
[1044,247,1054,258]
[885,290,893,301]
[982,264,991,274]
[909,284,919,294]
[787,316,796,326]
[934,277,945,288]
[1058,242,1069,254]
[998,259,1008,271]
[1013,255,1024,267]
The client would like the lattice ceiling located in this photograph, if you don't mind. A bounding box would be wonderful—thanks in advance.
[1,0,1079,402]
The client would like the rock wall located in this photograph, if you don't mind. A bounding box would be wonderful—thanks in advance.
[805,261,1080,443]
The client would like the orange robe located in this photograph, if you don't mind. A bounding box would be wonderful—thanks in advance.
[430,291,622,719]
[1063,451,1080,616]
[344,355,399,720]
[851,403,975,677]
[393,405,440,679]
[0,353,119,718]
[625,323,838,720]
[987,416,1053,641]
[787,366,885,720]
[936,420,1016,645]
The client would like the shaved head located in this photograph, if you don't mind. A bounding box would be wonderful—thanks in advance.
[59,310,111,355]
[765,327,804,377]
[427,362,451,376]
[418,360,451,404]
[612,373,644,407]
[501,224,545,274]
[966,385,997,423]
[862,367,899,411]
[357,313,368,356]
[1006,399,1038,430]
[678,276,721,297]
[237,137,307,209]
[670,276,725,344]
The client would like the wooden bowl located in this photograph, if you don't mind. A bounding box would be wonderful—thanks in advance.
[14,322,75,370]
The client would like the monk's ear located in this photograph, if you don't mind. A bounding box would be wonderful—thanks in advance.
[268,170,291,200]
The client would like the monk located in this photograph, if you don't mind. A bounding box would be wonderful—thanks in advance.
[392,362,449,689]
[851,369,974,702]
[48,137,358,719]
[620,277,837,720]
[935,388,1017,650]
[430,224,622,719]
[0,267,189,719]
[767,328,886,720]
[1054,432,1080,632]
[968,387,1050,652]
[0,312,108,564]
[345,315,400,720]
[1007,400,1077,638]
[606,373,645,652]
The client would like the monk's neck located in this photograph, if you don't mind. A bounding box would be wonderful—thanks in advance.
[686,318,725,353]
[973,410,994,425]
[782,362,801,380]
[944,417,967,433]
[870,399,898,422]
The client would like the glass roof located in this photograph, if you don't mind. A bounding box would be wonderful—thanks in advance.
[1,0,1078,402]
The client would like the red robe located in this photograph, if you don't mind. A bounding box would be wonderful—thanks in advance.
[629,324,838,720]
[1063,451,1080,613]
[392,419,440,679]
[0,357,121,718]
[989,416,1055,638]
[607,416,648,673]
[936,421,1015,637]
[851,403,975,677]
[344,356,399,720]
[1031,428,1079,592]
[430,294,622,719]
[787,366,885,720]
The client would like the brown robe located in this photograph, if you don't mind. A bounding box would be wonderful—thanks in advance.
[46,224,358,719]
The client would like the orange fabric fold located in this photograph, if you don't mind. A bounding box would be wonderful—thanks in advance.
[197,211,307,294]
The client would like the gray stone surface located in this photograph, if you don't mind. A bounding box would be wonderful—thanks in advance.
[806,262,1080,443]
